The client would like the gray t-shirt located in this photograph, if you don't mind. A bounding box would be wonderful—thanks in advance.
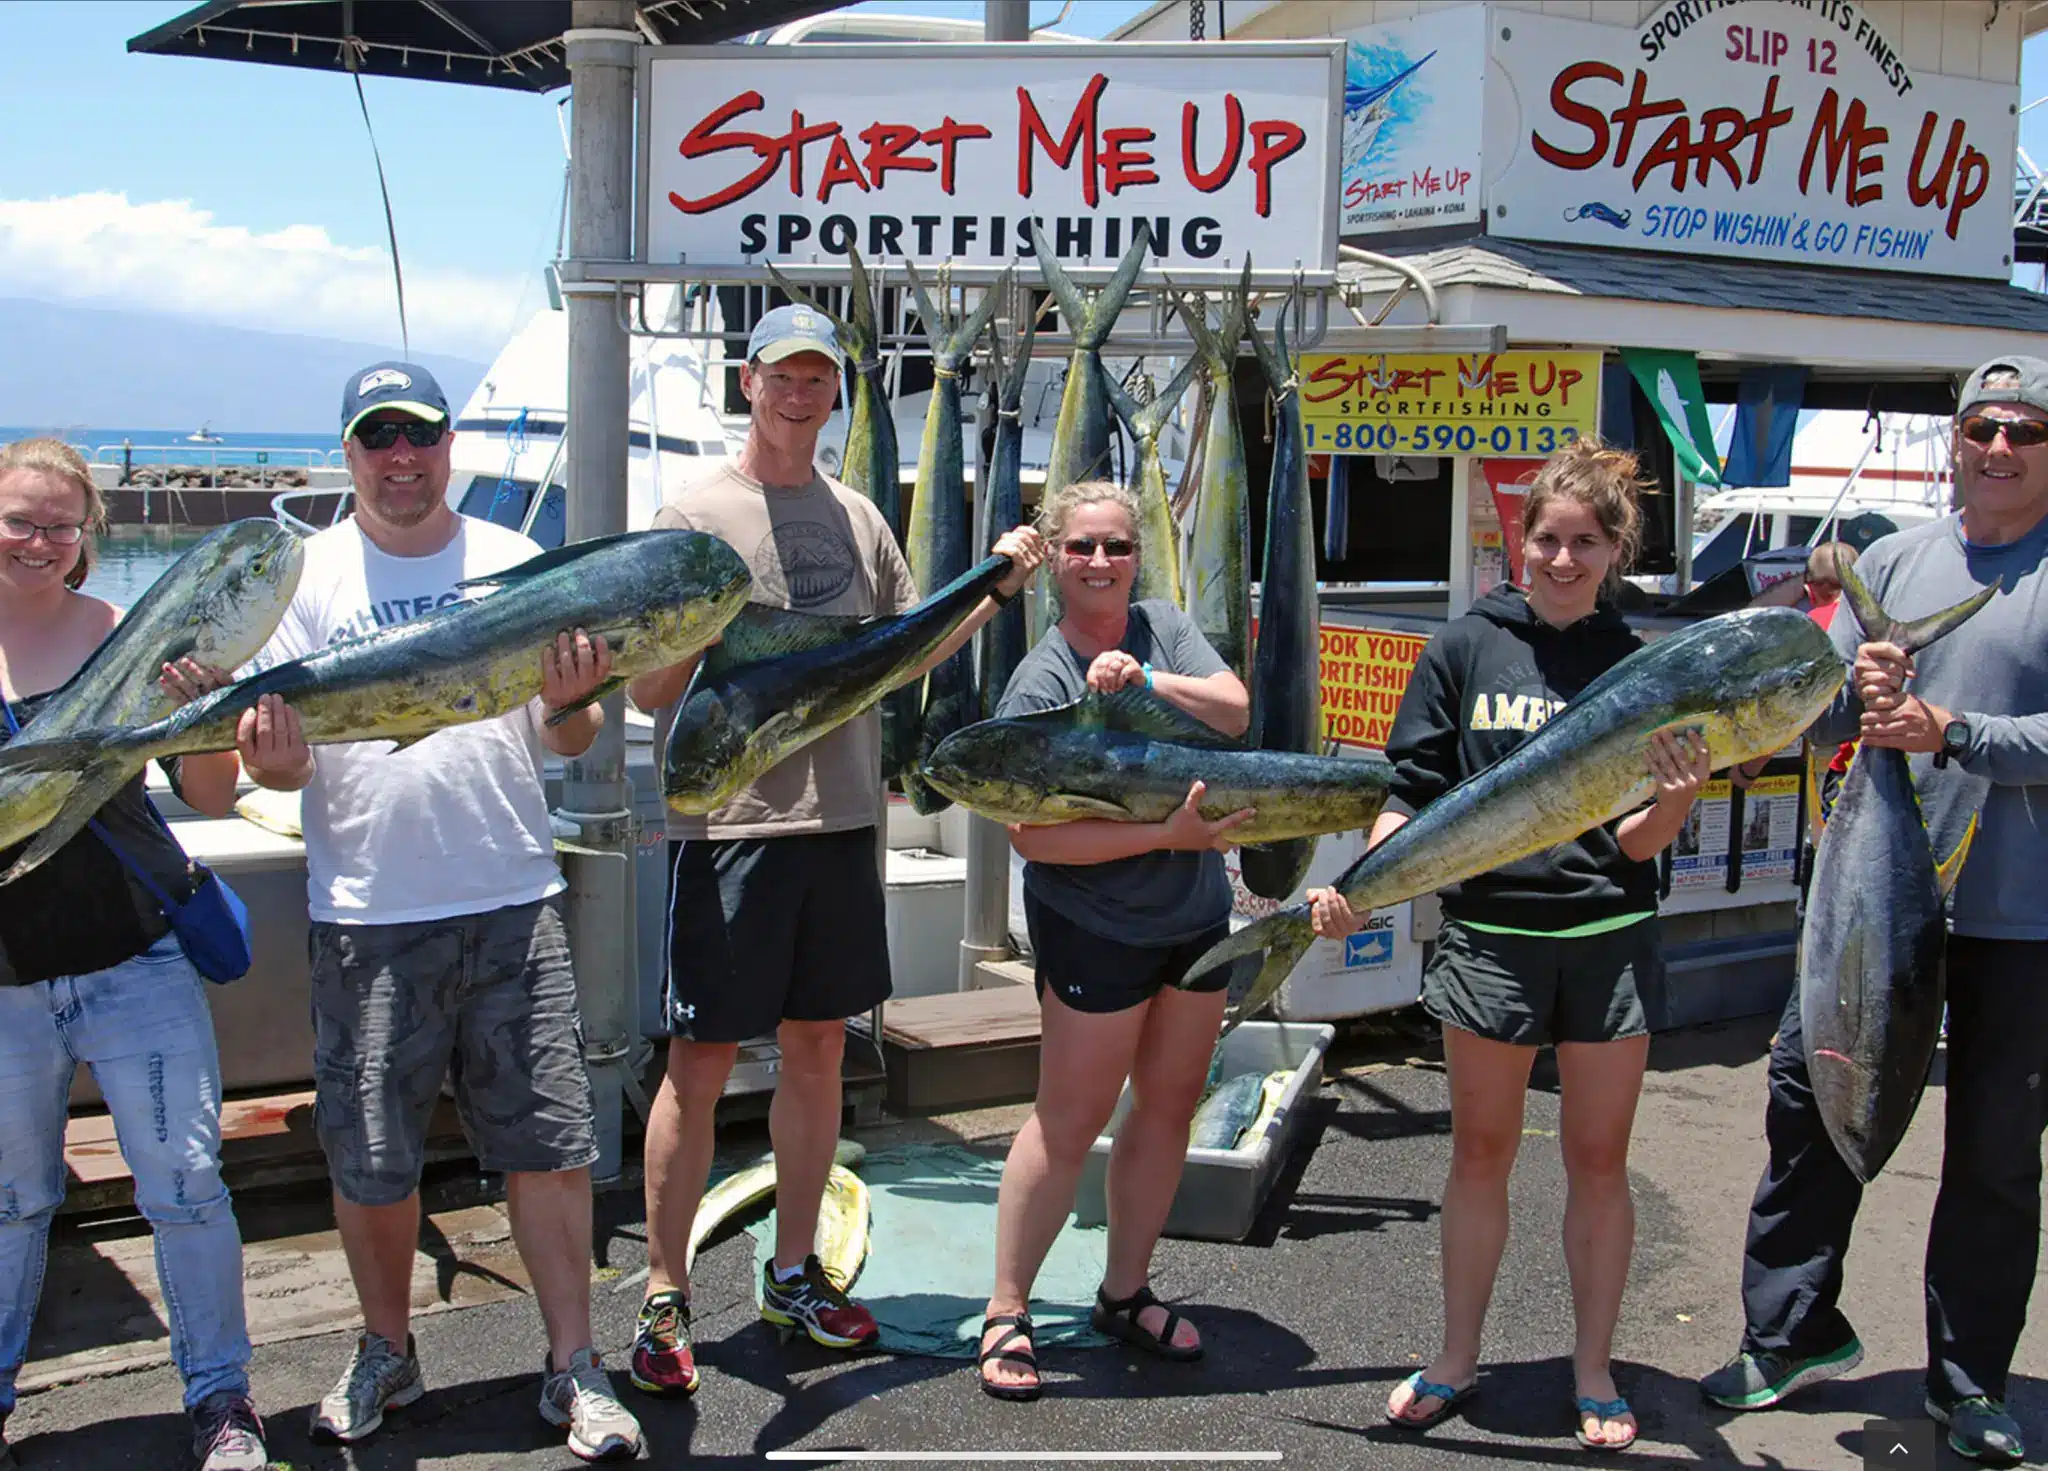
[995,599,1233,944]
[1810,511,2048,939]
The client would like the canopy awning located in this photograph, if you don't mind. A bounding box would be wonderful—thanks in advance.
[127,0,841,93]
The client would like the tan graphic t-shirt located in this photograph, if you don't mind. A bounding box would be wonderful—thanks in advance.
[652,462,918,840]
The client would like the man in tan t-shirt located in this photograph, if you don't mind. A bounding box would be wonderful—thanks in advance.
[623,304,1043,1392]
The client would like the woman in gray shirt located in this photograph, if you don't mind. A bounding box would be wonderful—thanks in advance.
[975,481,1252,1401]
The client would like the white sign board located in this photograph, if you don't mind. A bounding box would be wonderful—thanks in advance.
[1339,6,1486,236]
[1486,2,2017,280]
[638,43,1342,281]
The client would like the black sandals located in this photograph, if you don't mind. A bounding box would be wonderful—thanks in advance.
[1091,1284,1203,1362]
[977,1312,1041,1402]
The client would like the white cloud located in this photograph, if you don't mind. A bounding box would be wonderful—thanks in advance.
[0,192,531,361]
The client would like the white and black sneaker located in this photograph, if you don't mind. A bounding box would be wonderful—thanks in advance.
[191,1391,268,1471]
[311,1329,425,1443]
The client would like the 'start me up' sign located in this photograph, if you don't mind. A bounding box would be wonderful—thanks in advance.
[636,42,1342,281]
[1486,0,2017,280]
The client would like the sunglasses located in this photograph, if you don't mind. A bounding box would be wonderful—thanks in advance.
[1960,415,2048,448]
[0,516,83,546]
[1063,536,1136,559]
[353,419,447,451]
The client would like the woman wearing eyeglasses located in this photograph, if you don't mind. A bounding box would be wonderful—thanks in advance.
[0,438,272,1469]
[974,480,1252,1403]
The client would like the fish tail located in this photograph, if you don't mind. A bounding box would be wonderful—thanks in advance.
[1219,921,1315,1032]
[1179,905,1306,993]
[844,245,879,360]
[1246,290,1298,399]
[1027,220,1093,341]
[1084,229,1153,349]
[1838,553,1997,653]
[0,759,131,886]
[0,732,111,780]
[763,262,849,341]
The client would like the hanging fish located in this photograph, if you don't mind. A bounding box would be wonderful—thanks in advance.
[976,299,1040,720]
[1173,258,1255,683]
[1027,220,1153,641]
[1324,453,1352,563]
[1106,355,1199,608]
[1238,295,1324,902]
[899,261,1011,814]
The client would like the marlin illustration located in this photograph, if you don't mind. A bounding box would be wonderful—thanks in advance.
[1343,50,1434,175]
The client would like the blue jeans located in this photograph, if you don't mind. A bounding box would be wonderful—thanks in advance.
[0,936,251,1414]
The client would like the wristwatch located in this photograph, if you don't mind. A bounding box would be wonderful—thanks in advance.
[1935,717,1971,769]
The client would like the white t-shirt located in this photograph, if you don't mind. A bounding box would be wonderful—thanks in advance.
[253,516,565,925]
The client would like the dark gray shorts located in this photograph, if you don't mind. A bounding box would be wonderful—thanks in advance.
[1422,915,1665,1048]
[309,896,597,1206]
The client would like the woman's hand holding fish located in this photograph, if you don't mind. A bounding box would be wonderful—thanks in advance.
[1308,886,1364,940]
[158,657,232,707]
[1855,640,1914,712]
[1648,728,1711,807]
[1086,650,1147,693]
[1159,779,1255,853]
[540,629,613,716]
[990,526,1046,599]
[237,694,313,792]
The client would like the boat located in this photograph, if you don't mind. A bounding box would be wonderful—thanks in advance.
[185,423,225,444]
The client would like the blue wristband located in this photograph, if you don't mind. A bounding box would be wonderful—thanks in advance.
[1141,662,1155,689]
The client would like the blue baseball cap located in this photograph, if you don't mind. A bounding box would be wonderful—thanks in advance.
[747,304,843,367]
[340,361,451,440]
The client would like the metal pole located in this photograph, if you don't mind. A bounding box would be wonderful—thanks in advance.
[560,1,639,1182]
[957,0,1033,992]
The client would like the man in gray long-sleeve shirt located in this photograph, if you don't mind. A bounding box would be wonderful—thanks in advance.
[1699,355,2048,1467]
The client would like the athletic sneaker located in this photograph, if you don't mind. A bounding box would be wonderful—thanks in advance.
[191,1391,268,1471]
[760,1254,879,1349]
[1698,1338,1864,1409]
[629,1288,700,1396]
[1927,1395,2027,1466]
[538,1347,643,1462]
[311,1329,425,1443]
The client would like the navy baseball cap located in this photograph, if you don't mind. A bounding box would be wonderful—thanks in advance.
[747,304,843,367]
[340,361,451,440]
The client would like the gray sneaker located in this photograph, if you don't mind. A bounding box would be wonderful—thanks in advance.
[539,1347,644,1462]
[1699,1338,1864,1409]
[311,1329,425,1443]
[1927,1395,2027,1466]
[191,1391,268,1471]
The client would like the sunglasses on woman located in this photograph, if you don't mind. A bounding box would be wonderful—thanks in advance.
[1960,415,2048,448]
[353,419,448,451]
[1063,536,1136,559]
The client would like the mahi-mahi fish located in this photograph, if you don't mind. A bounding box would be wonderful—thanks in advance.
[1237,296,1324,902]
[663,553,1017,816]
[899,262,1012,814]
[0,518,303,855]
[1180,607,1850,1028]
[921,683,1390,844]
[0,530,751,882]
[975,301,1040,720]
[1027,220,1153,641]
[1173,259,1255,682]
[1800,560,1996,1182]
[1106,355,1200,608]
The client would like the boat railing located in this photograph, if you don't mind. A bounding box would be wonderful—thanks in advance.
[270,485,351,536]
[91,442,348,477]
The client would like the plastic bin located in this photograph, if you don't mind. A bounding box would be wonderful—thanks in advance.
[1072,1020,1333,1242]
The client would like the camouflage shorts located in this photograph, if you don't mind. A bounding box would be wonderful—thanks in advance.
[309,896,597,1206]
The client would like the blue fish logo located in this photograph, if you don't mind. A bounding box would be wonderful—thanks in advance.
[1564,202,1632,229]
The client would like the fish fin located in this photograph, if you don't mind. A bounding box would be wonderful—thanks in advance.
[1135,355,1201,443]
[1935,811,1980,898]
[1895,582,1999,655]
[1173,282,1222,368]
[1245,289,1299,400]
[1027,220,1091,343]
[1055,794,1134,819]
[449,536,634,591]
[1084,228,1154,349]
[844,245,880,361]
[542,675,625,727]
[1220,255,1254,347]
[1833,551,1889,641]
[946,264,1012,369]
[0,761,131,886]
[382,734,431,754]
[995,295,1044,414]
[1104,372,1144,441]
[1081,685,1240,748]
[0,731,108,779]
[705,604,877,673]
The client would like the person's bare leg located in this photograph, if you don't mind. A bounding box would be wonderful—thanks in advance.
[643,1038,739,1300]
[1557,1035,1650,1448]
[334,1193,420,1346]
[769,1019,847,1273]
[505,1168,595,1370]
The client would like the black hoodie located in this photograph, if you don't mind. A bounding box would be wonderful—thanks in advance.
[1383,584,1659,931]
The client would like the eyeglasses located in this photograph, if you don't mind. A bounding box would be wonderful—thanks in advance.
[1062,536,1136,559]
[0,516,84,546]
[352,419,447,451]
[1960,415,2048,448]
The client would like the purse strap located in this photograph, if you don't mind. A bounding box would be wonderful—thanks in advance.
[0,694,183,913]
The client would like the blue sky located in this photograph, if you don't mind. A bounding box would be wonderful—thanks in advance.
[0,0,2043,366]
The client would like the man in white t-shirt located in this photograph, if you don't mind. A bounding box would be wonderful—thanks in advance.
[236,363,642,1463]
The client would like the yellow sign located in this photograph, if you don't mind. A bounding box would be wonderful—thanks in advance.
[1319,624,1429,751]
[1298,350,1603,458]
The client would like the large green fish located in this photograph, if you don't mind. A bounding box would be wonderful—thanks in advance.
[0,518,304,855]
[1027,221,1153,642]
[921,683,1390,844]
[1801,563,1995,1182]
[975,304,1039,720]
[1106,355,1199,608]
[0,530,751,882]
[1174,261,1254,683]
[899,261,1011,814]
[1238,298,1324,902]
[664,553,1016,816]
[1180,607,1849,1027]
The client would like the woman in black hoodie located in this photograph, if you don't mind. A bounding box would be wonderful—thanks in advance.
[1311,439,1710,1453]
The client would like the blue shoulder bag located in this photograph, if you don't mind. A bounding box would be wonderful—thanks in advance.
[0,699,253,984]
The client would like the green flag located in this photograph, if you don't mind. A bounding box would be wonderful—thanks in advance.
[1621,348,1722,488]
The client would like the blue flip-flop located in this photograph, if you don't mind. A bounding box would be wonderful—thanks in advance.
[1388,1370,1478,1430]
[1575,1395,1638,1452]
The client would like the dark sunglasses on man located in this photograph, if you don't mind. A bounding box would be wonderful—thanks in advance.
[353,419,448,451]
[1959,415,2048,448]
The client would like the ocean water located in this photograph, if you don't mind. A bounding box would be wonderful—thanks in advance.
[0,426,342,471]
[90,526,218,608]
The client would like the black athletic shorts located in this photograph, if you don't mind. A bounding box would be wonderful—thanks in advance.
[664,827,892,1043]
[1023,890,1231,1015]
[1422,915,1666,1047]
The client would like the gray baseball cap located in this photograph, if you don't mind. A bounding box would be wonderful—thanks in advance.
[1957,355,2048,418]
[747,304,843,367]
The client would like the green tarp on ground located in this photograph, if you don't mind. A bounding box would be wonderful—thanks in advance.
[745,1143,1113,1358]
